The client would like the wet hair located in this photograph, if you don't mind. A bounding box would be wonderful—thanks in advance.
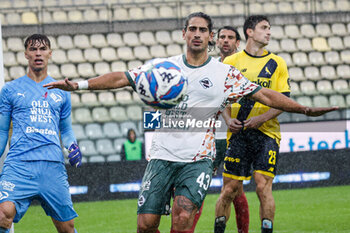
[183,12,215,51]
[243,15,270,40]
[217,26,241,41]
[24,34,51,49]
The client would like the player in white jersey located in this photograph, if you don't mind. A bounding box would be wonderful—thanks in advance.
[44,12,337,233]
[0,34,82,233]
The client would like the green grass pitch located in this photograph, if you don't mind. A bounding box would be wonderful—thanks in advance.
[15,185,350,232]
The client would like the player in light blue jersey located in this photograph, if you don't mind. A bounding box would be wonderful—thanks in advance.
[0,34,82,233]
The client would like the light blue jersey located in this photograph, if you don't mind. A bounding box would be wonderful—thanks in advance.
[0,75,71,162]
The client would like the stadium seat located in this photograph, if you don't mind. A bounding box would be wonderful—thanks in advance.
[52,49,68,64]
[296,96,313,107]
[7,37,24,52]
[159,6,176,18]
[111,61,127,72]
[346,94,350,107]
[2,39,7,52]
[296,38,313,52]
[90,34,107,48]
[278,2,293,13]
[300,24,316,38]
[120,121,138,137]
[52,11,68,23]
[139,31,157,46]
[333,80,350,94]
[70,93,81,108]
[219,4,234,15]
[309,52,325,65]
[103,122,122,138]
[81,92,99,107]
[320,66,337,80]
[123,32,141,47]
[328,36,344,50]
[101,47,118,62]
[115,90,133,105]
[289,67,305,81]
[128,60,142,70]
[134,46,151,60]
[280,38,297,52]
[113,8,129,20]
[68,10,83,22]
[166,44,183,57]
[304,66,321,81]
[84,48,102,63]
[61,64,79,78]
[3,52,17,67]
[284,25,300,39]
[144,7,159,19]
[72,124,86,140]
[316,24,332,37]
[40,11,53,24]
[316,80,333,94]
[150,45,167,57]
[300,81,317,95]
[129,7,144,20]
[79,139,97,156]
[57,35,74,49]
[89,156,105,163]
[83,9,99,22]
[107,154,121,162]
[266,40,280,53]
[47,64,61,79]
[331,23,347,36]
[96,139,116,155]
[319,0,336,12]
[340,50,350,64]
[48,36,58,50]
[289,81,301,96]
[324,51,341,65]
[204,4,220,16]
[16,52,28,65]
[114,138,125,153]
[277,112,291,123]
[95,62,111,76]
[324,110,341,121]
[77,63,95,77]
[313,95,329,107]
[6,13,22,25]
[292,52,309,67]
[132,91,144,105]
[336,64,350,79]
[67,49,85,63]
[74,108,93,123]
[4,68,10,81]
[74,34,91,49]
[155,31,173,45]
[9,66,26,79]
[107,33,125,47]
[110,106,128,122]
[85,123,104,139]
[277,53,293,67]
[271,25,285,39]
[92,107,111,122]
[263,2,278,14]
[344,36,350,49]
[22,12,38,24]
[117,47,135,61]
[312,37,330,51]
[98,92,115,106]
[249,3,263,14]
[336,0,350,11]
[126,105,142,121]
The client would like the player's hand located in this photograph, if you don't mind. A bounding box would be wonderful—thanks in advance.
[43,78,78,91]
[226,118,243,134]
[304,106,339,117]
[243,116,265,129]
[68,143,82,168]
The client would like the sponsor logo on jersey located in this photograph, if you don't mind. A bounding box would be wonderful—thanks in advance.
[241,68,247,72]
[26,126,57,135]
[258,59,277,79]
[141,180,151,191]
[199,78,213,89]
[0,191,9,200]
[17,93,25,97]
[43,92,48,99]
[50,93,63,103]
[0,181,15,191]
[143,111,161,129]
[138,195,145,207]
[253,79,272,88]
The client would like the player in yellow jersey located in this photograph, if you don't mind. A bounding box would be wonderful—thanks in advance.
[215,15,289,233]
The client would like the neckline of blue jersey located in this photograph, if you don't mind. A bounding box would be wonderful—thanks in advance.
[24,74,51,85]
[182,54,212,68]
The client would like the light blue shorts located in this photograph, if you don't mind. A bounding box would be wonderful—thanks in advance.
[0,160,78,223]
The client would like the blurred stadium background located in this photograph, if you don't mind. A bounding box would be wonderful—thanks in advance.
[1,0,350,231]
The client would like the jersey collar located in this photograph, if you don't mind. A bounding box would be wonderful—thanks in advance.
[182,54,212,68]
[243,49,270,58]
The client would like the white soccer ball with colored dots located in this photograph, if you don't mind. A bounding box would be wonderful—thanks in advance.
[135,59,188,109]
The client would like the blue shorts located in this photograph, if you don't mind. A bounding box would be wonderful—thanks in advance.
[0,160,78,223]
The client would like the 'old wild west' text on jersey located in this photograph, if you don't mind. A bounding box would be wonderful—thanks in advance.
[224,50,290,144]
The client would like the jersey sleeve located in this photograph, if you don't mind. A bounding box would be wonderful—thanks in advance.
[276,57,291,95]
[224,66,262,103]
[60,91,72,119]
[0,85,13,117]
[124,64,148,91]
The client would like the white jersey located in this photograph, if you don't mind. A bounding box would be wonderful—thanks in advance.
[126,55,261,162]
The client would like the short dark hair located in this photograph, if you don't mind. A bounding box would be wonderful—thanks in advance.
[217,26,241,41]
[24,34,51,49]
[183,12,215,51]
[243,15,270,40]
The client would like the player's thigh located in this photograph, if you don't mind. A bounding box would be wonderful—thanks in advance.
[223,133,252,180]
[174,159,213,209]
[39,162,77,222]
[137,159,176,215]
[251,133,279,178]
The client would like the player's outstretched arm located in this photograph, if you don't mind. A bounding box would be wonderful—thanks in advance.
[0,114,10,157]
[43,72,131,91]
[250,88,338,116]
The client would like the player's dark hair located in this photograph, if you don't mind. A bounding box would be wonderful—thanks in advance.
[183,12,215,51]
[24,34,51,49]
[217,26,241,41]
[127,128,136,141]
[243,15,270,40]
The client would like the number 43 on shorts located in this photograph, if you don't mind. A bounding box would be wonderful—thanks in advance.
[196,172,211,191]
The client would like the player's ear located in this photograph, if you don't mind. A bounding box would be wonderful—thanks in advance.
[236,40,240,48]
[209,31,214,41]
[182,28,186,40]
[24,51,29,60]
[246,28,254,38]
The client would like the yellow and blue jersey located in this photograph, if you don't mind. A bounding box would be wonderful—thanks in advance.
[223,49,290,144]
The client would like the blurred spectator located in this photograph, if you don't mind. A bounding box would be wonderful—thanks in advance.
[121,128,145,161]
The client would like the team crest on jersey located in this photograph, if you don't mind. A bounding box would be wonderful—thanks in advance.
[138,195,145,207]
[0,191,9,200]
[199,78,213,89]
[0,180,15,191]
[258,59,277,79]
[50,93,63,103]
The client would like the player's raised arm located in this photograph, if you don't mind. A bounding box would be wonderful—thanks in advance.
[250,87,338,116]
[43,71,131,91]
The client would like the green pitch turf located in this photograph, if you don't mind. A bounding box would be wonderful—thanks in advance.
[15,185,350,232]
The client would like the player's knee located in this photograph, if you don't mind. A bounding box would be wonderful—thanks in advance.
[54,220,75,233]
[0,208,14,229]
[172,210,193,230]
[137,221,158,233]
[221,183,239,201]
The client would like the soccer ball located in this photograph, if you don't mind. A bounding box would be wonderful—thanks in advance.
[135,59,188,109]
